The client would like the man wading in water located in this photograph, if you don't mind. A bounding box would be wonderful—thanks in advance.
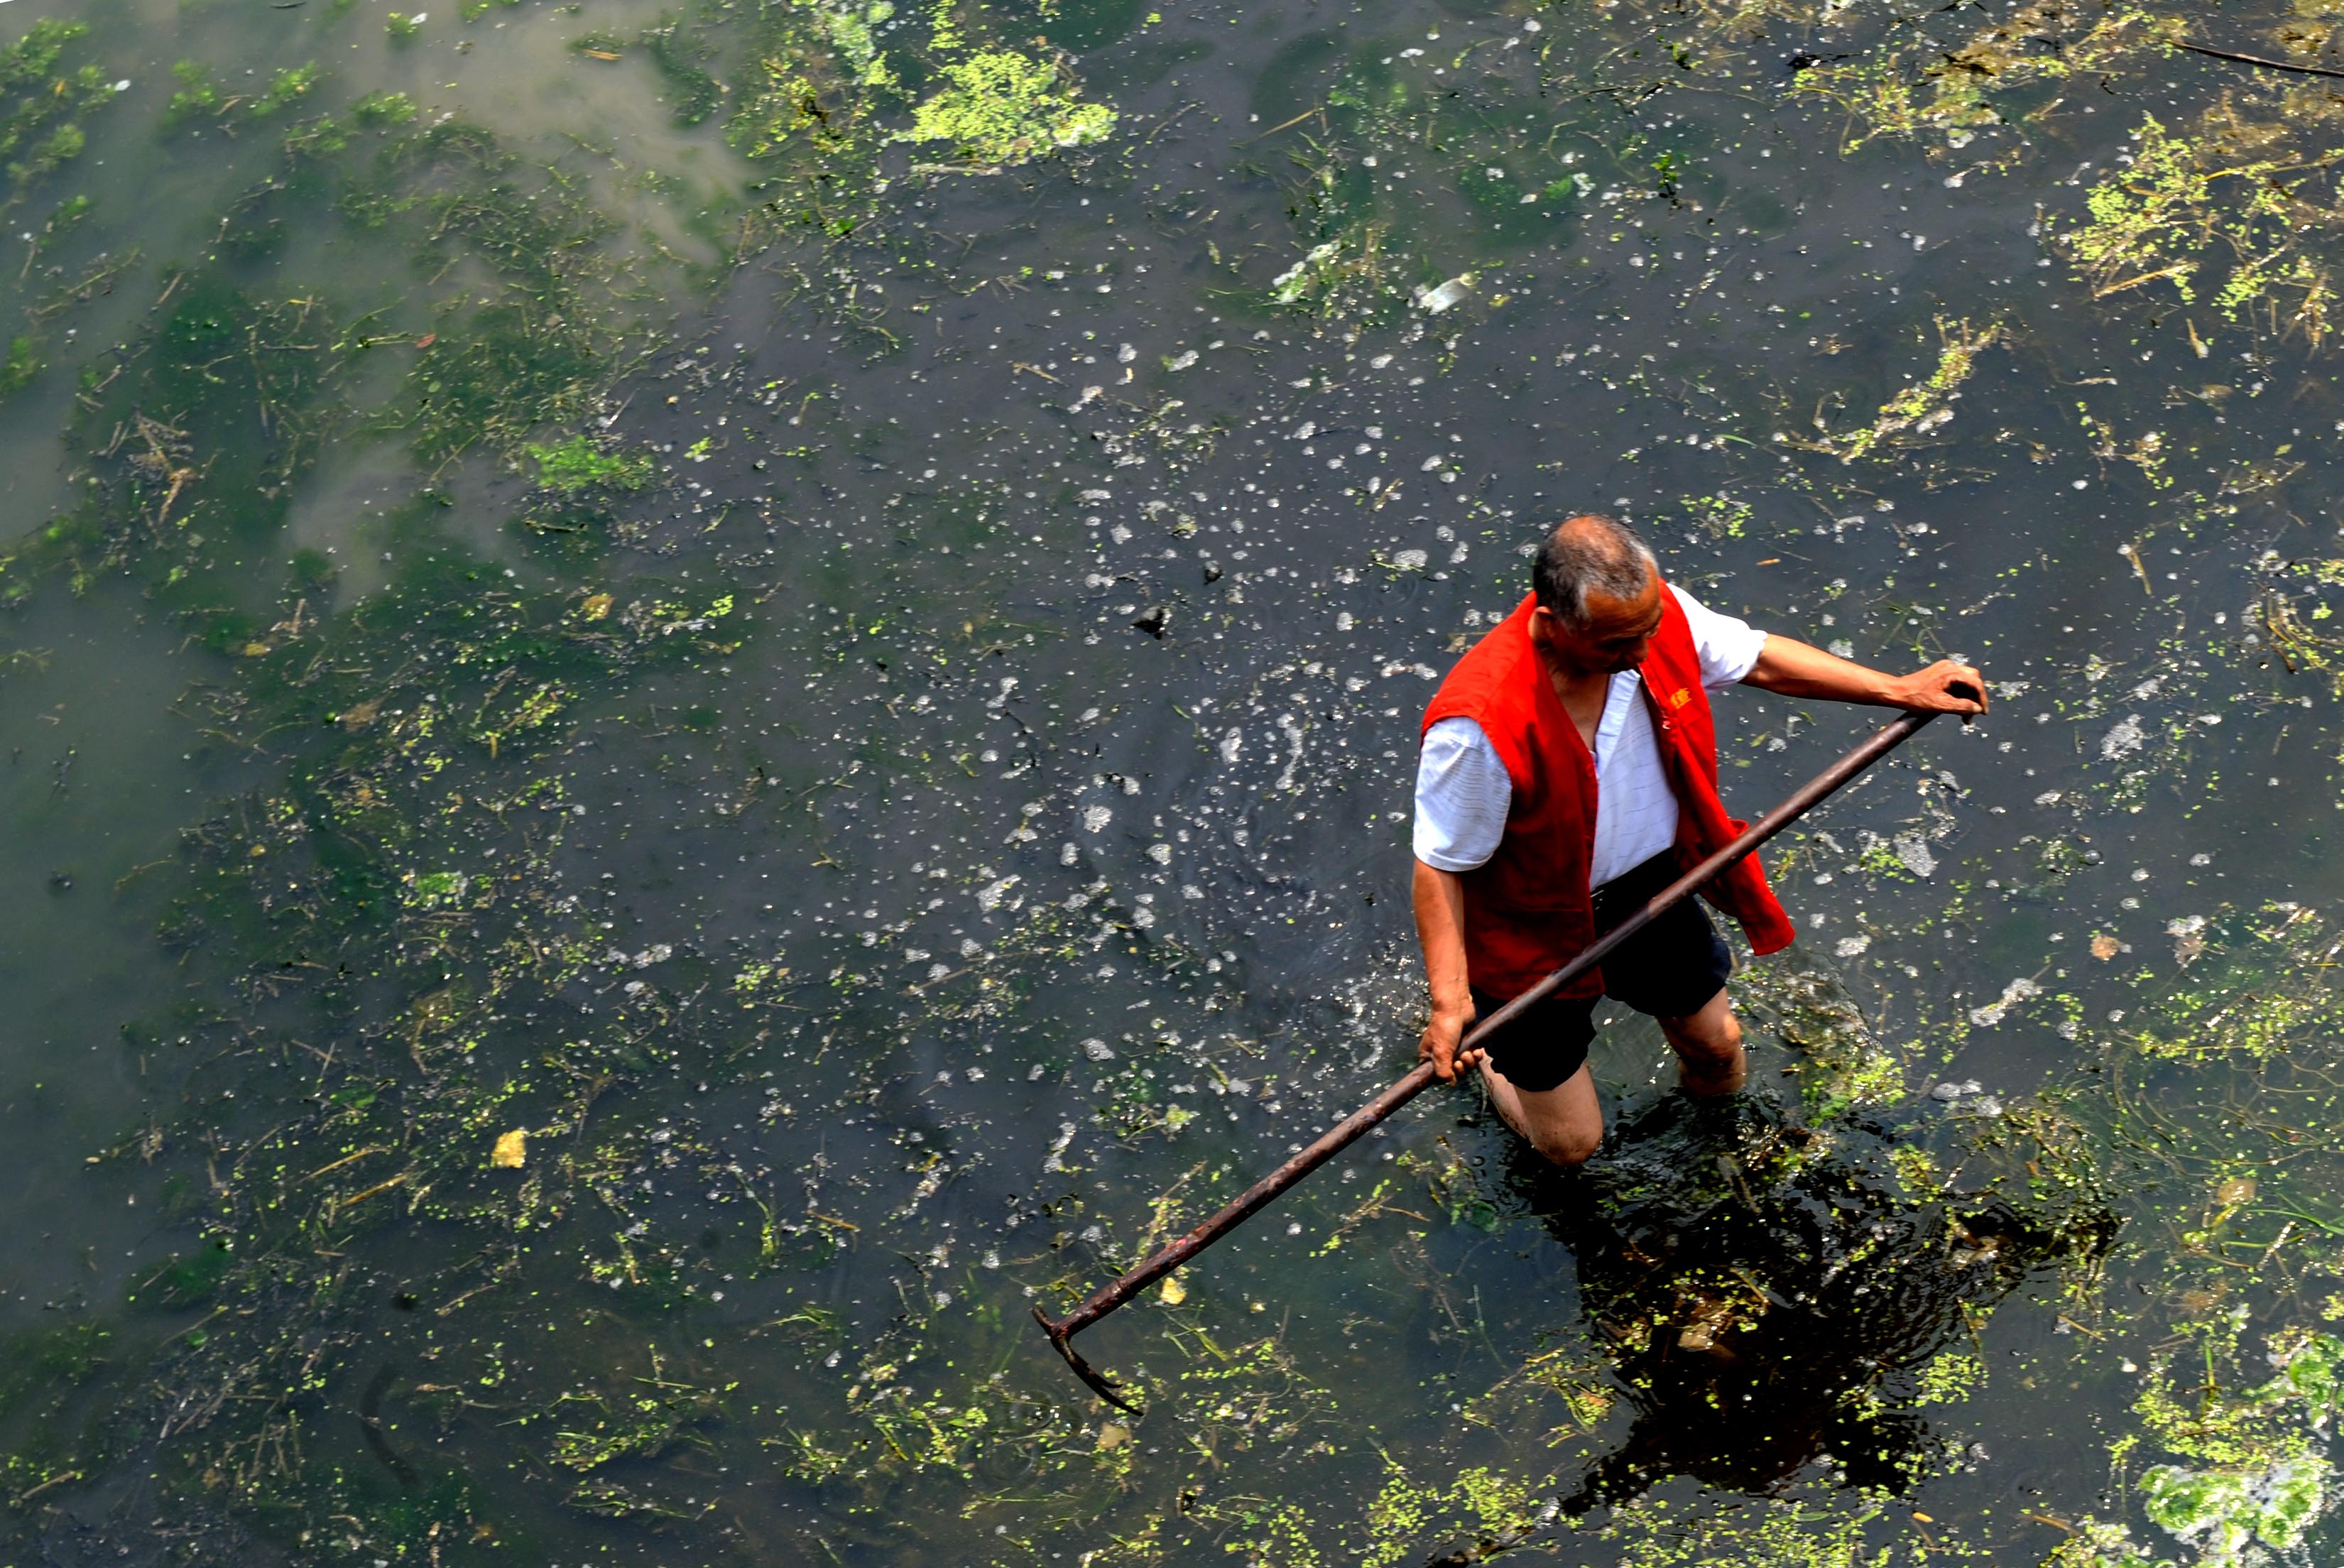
[1414,513,1985,1165]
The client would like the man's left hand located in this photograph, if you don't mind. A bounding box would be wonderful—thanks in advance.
[1884,659,1987,715]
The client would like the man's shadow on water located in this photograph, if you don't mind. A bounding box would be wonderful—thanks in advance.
[1490,1089,2110,1514]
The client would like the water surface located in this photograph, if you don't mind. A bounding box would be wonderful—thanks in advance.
[4,1,2343,1564]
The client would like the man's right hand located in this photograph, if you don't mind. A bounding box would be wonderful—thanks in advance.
[1419,1008,1479,1084]
[1884,658,1988,716]
[1413,860,1479,1084]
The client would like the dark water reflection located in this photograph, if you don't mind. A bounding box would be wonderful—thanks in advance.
[1536,1093,2108,1512]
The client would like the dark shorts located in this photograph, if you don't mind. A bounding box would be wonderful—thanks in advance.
[1470,852,1734,1094]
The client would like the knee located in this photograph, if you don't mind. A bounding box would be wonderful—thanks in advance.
[1532,1128,1601,1168]
[1674,1009,1743,1065]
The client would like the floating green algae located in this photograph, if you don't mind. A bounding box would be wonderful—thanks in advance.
[2142,1457,2325,1564]
[1247,40,1606,324]
[0,80,761,1539]
[0,18,118,409]
[0,332,40,402]
[1983,893,2344,1567]
[1736,962,1910,1117]
[526,433,656,494]
[2126,1328,2344,1562]
[2043,1520,2169,1568]
[896,49,1116,167]
[80,549,747,1548]
[2106,902,2343,1063]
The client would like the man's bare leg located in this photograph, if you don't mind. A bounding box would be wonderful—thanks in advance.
[1478,1057,1604,1167]
[1656,987,1745,1096]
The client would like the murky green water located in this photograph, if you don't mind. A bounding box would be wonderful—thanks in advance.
[8,0,2344,1562]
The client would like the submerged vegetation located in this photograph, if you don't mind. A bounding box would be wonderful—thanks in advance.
[0,20,113,200]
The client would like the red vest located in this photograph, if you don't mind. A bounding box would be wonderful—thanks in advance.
[1420,587,1795,1000]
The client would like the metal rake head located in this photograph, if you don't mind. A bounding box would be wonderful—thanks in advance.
[1032,1305,1142,1414]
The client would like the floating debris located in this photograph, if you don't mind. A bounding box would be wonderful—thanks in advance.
[1968,977,2042,1028]
[2102,714,2147,761]
[2168,914,2207,964]
[1414,274,1476,314]
[1892,832,1937,878]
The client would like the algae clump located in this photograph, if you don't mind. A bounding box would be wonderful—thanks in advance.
[527,435,655,494]
[2125,1330,2344,1562]
[0,334,38,401]
[2042,1519,2169,1567]
[2140,1459,2325,1564]
[896,50,1114,167]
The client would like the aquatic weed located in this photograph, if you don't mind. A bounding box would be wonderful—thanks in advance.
[1781,317,2003,464]
[2061,114,2340,346]
[895,50,1115,167]
[1795,5,2178,158]
[526,434,656,495]
[0,19,114,212]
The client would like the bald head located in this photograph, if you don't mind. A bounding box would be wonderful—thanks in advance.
[1532,513,1657,628]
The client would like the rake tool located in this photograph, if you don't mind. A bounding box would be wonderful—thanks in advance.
[1035,708,1943,1411]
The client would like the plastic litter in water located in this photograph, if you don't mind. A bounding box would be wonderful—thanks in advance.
[1416,274,1476,313]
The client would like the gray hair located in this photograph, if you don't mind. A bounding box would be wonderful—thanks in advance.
[1532,513,1658,627]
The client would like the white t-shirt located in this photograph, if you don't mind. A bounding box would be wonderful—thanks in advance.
[1413,587,1766,888]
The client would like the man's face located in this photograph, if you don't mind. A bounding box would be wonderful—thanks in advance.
[1537,571,1664,676]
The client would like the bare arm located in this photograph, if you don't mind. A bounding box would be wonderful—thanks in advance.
[1742,633,1987,715]
[1413,859,1481,1084]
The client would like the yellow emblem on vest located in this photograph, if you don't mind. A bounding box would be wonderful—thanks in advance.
[1670,687,1693,710]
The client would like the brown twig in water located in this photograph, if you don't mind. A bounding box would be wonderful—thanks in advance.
[2176,38,2344,80]
[300,1145,388,1183]
[10,1469,85,1508]
[1142,100,1202,143]
[1238,105,1324,145]
[329,1170,411,1219]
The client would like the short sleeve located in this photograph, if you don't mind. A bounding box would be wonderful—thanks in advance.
[1413,718,1512,872]
[1669,585,1767,687]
